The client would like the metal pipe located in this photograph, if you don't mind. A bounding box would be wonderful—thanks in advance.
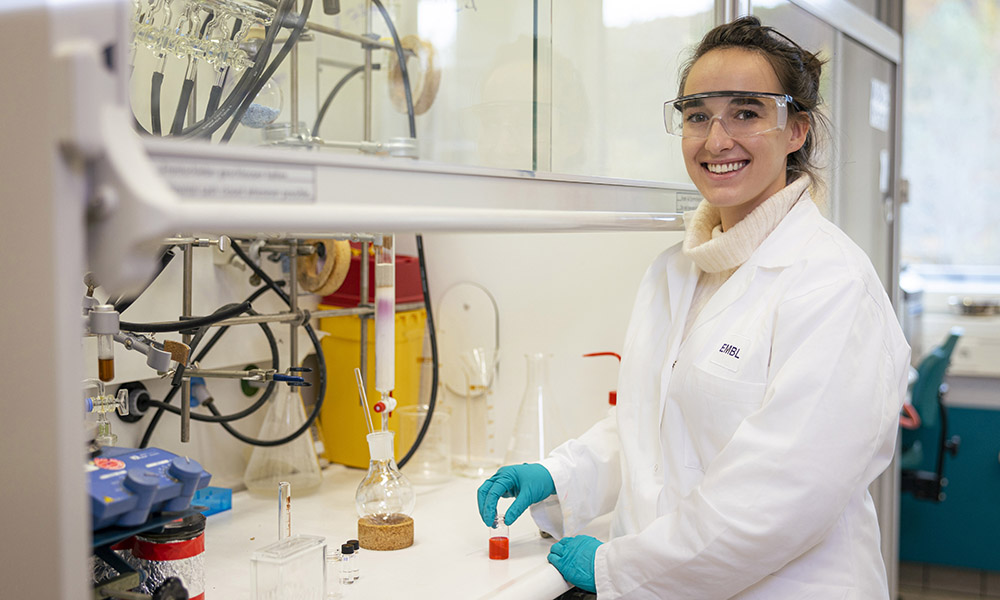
[271,233,381,243]
[230,241,319,255]
[290,0,300,136]
[363,0,372,141]
[317,301,423,319]
[183,368,269,380]
[181,244,193,443]
[164,236,224,247]
[309,139,382,152]
[212,311,304,327]
[289,238,299,368]
[207,301,424,328]
[306,20,408,54]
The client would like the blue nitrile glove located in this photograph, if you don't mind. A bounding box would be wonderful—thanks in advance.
[477,463,556,527]
[547,535,603,594]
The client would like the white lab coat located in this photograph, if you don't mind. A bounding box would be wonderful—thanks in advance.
[532,197,911,599]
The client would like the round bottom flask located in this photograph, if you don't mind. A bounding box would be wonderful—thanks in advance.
[355,431,416,550]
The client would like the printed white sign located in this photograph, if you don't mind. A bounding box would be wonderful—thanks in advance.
[869,79,891,132]
[153,156,317,203]
[676,192,703,213]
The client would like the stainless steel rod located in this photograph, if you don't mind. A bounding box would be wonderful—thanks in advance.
[290,0,300,136]
[207,301,424,327]
[181,244,193,443]
[278,233,382,243]
[313,301,424,320]
[164,236,223,247]
[213,312,304,326]
[305,21,408,54]
[184,368,266,380]
[363,0,372,142]
[289,239,299,368]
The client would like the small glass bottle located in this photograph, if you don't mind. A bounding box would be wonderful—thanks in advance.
[338,544,354,586]
[489,514,509,560]
[325,544,341,598]
[347,539,360,581]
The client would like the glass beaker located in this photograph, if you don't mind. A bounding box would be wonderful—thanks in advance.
[454,347,501,478]
[243,386,323,496]
[505,353,567,465]
[398,404,452,485]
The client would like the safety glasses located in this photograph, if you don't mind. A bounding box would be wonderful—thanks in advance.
[663,91,800,139]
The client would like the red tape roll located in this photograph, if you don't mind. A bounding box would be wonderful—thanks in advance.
[131,534,205,561]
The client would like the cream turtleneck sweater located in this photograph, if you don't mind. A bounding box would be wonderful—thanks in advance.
[680,176,811,341]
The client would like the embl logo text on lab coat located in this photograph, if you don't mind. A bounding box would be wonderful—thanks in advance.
[711,334,751,373]
[719,343,741,359]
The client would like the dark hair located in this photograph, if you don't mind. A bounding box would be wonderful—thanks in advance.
[678,16,827,183]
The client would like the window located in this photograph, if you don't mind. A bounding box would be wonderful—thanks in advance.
[901,0,1000,266]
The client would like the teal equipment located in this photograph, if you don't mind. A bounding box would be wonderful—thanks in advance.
[900,327,963,502]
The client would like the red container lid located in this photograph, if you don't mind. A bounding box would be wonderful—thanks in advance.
[321,244,424,306]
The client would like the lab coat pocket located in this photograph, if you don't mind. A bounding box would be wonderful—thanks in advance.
[681,364,765,470]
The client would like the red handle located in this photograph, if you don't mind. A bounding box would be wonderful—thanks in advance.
[899,403,921,430]
[583,352,621,362]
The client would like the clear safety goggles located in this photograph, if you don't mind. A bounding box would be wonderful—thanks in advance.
[663,91,800,139]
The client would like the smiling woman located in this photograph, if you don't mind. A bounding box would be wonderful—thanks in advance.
[476,15,912,600]
[677,48,809,229]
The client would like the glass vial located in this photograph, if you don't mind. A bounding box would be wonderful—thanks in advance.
[325,545,341,598]
[338,544,354,585]
[489,514,509,560]
[347,540,360,581]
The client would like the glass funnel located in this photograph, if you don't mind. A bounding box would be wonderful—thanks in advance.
[243,385,322,496]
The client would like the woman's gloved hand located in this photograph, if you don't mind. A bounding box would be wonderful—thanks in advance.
[547,535,603,594]
[477,463,556,527]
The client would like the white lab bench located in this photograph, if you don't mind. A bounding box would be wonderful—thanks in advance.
[203,464,588,599]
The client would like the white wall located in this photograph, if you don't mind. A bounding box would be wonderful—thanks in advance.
[418,230,684,459]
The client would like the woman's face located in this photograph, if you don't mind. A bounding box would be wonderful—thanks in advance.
[681,48,809,229]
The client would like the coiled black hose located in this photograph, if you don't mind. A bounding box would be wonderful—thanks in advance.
[119,301,251,333]
[220,0,313,143]
[150,70,163,135]
[312,64,373,137]
[177,0,291,139]
[372,0,415,138]
[220,240,328,446]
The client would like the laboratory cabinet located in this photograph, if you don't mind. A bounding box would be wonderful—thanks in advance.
[900,405,1000,572]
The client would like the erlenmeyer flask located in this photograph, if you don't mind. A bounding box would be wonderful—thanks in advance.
[243,386,322,495]
[505,353,566,465]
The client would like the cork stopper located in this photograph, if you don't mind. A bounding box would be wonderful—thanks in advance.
[358,514,414,551]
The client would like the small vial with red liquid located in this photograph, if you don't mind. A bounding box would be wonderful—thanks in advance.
[489,514,509,560]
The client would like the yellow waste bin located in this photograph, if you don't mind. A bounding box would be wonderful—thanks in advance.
[317,307,427,468]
